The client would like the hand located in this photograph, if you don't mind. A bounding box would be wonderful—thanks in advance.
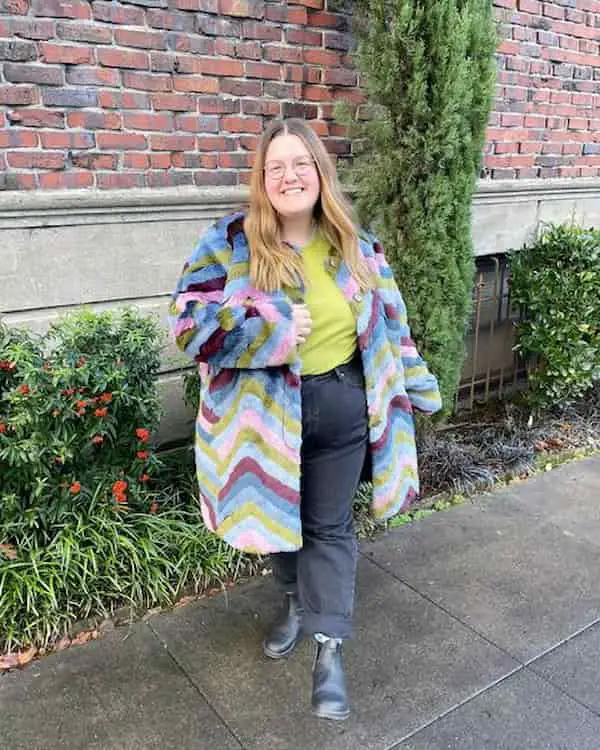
[292,304,312,346]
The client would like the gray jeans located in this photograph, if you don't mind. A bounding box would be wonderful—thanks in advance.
[271,355,369,639]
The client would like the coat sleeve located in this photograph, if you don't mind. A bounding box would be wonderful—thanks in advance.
[168,220,298,369]
[371,237,443,415]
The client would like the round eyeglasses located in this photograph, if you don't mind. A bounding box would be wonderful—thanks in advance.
[264,156,316,181]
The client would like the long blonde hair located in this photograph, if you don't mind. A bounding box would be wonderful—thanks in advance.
[244,118,373,293]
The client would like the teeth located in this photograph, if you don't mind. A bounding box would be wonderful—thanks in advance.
[283,188,303,195]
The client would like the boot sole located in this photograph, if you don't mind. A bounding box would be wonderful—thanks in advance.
[262,635,302,660]
[312,706,350,721]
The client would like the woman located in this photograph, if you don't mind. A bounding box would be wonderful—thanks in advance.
[169,118,441,721]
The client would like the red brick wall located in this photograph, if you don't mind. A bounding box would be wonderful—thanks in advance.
[0,0,598,191]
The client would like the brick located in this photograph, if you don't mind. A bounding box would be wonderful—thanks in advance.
[7,108,64,128]
[181,56,244,76]
[0,173,38,190]
[7,150,65,169]
[285,28,322,46]
[71,151,119,170]
[97,173,147,189]
[150,51,177,71]
[99,90,149,108]
[196,135,236,151]
[197,95,239,113]
[324,138,350,154]
[220,78,262,97]
[39,171,94,188]
[147,9,194,30]
[322,67,357,86]
[151,92,195,110]
[0,0,28,14]
[237,134,257,150]
[215,151,250,168]
[42,87,98,107]
[123,152,150,168]
[263,81,301,99]
[241,20,281,40]
[263,45,303,63]
[219,0,264,16]
[66,66,120,87]
[170,0,218,9]
[196,14,241,36]
[96,132,148,149]
[150,133,195,150]
[282,101,318,119]
[149,152,171,167]
[174,114,219,132]
[123,111,174,130]
[517,0,540,11]
[220,115,262,133]
[215,39,235,56]
[11,19,56,39]
[4,63,64,86]
[306,10,344,27]
[234,40,261,59]
[167,32,213,54]
[92,1,144,25]
[173,75,219,93]
[285,64,321,84]
[265,4,306,23]
[148,170,195,187]
[0,40,37,62]
[32,0,92,18]
[171,152,218,168]
[332,89,365,105]
[0,84,39,105]
[245,61,281,79]
[289,0,322,8]
[241,98,280,115]
[0,130,39,148]
[117,0,167,6]
[303,84,332,102]
[303,48,340,66]
[122,71,172,90]
[39,43,93,64]
[542,3,564,19]
[524,114,545,127]
[40,129,94,147]
[56,21,112,43]
[114,29,168,49]
[98,48,149,69]
[66,110,121,129]
[568,117,587,129]
[194,169,237,186]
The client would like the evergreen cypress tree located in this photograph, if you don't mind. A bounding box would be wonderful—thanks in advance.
[338,0,497,416]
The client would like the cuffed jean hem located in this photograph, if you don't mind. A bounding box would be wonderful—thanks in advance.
[301,612,353,640]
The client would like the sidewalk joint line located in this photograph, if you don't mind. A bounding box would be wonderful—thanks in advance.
[385,663,526,749]
[145,621,247,750]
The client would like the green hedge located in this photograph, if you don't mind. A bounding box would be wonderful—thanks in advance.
[509,223,600,411]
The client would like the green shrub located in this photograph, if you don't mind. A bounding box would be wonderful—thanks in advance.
[0,310,252,653]
[509,223,600,410]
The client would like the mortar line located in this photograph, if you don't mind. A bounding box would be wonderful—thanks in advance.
[145,621,247,750]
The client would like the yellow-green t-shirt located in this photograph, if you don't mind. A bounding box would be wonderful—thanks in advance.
[298,232,357,375]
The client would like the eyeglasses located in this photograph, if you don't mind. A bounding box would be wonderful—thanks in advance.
[264,156,316,181]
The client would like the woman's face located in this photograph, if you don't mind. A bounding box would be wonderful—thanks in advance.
[263,134,320,221]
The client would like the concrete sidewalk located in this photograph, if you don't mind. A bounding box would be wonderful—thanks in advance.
[2,456,600,750]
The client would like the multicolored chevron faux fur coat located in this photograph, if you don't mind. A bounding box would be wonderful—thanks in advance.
[169,212,442,554]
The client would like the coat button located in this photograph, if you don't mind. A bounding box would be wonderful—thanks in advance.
[329,257,338,268]
[353,292,363,302]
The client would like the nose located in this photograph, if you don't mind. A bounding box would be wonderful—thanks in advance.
[282,163,299,181]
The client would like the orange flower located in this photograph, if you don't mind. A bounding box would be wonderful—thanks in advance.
[76,357,87,367]
[0,360,16,372]
[17,384,30,395]
[136,450,149,460]
[75,400,87,409]
[0,423,6,434]
[62,388,76,397]
[135,428,150,443]
[112,480,128,494]
[76,408,86,416]
[91,435,104,445]
[94,407,108,418]
[149,501,159,514]
[99,392,113,403]
[139,473,150,482]
[70,481,81,494]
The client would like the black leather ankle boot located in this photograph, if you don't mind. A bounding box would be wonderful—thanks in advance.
[263,592,303,659]
[311,637,350,721]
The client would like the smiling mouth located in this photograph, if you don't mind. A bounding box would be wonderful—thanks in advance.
[281,188,304,195]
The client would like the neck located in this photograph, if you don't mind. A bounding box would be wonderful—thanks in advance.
[280,214,316,247]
